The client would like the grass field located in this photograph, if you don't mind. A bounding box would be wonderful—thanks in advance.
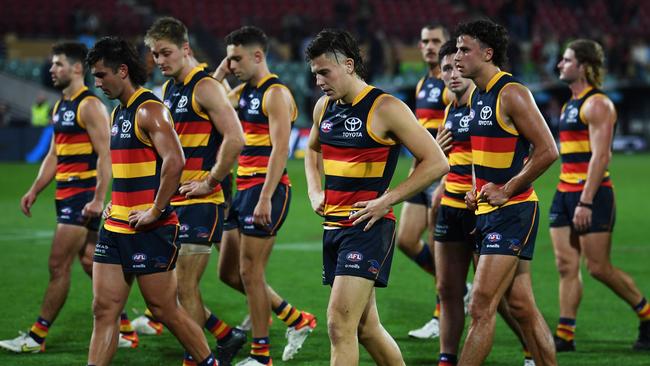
[0,154,649,365]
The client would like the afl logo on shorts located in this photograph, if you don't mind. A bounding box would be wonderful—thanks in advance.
[132,253,147,263]
[486,232,502,242]
[180,224,190,232]
[321,120,333,133]
[346,251,363,262]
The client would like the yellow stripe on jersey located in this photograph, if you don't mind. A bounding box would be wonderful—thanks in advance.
[324,203,355,217]
[441,196,468,209]
[445,181,473,194]
[171,191,225,206]
[237,165,268,176]
[559,172,588,184]
[103,222,136,234]
[178,133,210,147]
[449,151,472,166]
[421,118,444,130]
[472,151,515,169]
[180,170,209,183]
[56,142,93,156]
[55,170,97,181]
[245,133,272,146]
[476,191,538,214]
[560,140,591,154]
[112,161,156,179]
[110,203,153,219]
[323,159,386,178]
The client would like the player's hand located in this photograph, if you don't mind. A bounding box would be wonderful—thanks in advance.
[573,205,592,233]
[308,190,325,216]
[179,179,213,198]
[477,183,509,207]
[128,208,161,229]
[82,199,103,218]
[213,57,232,82]
[102,201,113,219]
[20,190,37,217]
[465,189,478,211]
[253,198,272,227]
[350,196,391,231]
[436,125,453,156]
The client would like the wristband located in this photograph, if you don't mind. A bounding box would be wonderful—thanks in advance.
[577,201,593,209]
[207,174,221,189]
[152,203,166,214]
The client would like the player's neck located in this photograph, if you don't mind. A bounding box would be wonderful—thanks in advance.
[340,78,369,104]
[569,79,592,99]
[427,64,440,78]
[474,65,501,91]
[118,82,140,106]
[174,62,195,85]
[62,78,85,100]
[249,64,271,88]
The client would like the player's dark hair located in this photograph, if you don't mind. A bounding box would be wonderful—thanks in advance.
[568,39,605,88]
[422,23,450,42]
[225,26,268,53]
[454,19,509,68]
[52,42,88,71]
[144,16,189,49]
[305,29,367,80]
[86,36,148,86]
[438,40,458,65]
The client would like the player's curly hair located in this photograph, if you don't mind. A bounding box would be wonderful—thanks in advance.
[305,29,367,80]
[86,36,148,86]
[568,39,605,88]
[454,19,509,68]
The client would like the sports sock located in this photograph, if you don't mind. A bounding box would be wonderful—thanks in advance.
[438,353,457,365]
[119,312,135,335]
[250,337,271,364]
[523,348,533,360]
[433,296,441,319]
[273,300,304,328]
[634,297,650,321]
[197,353,217,366]
[412,240,435,274]
[555,317,576,341]
[183,352,197,366]
[204,312,233,341]
[28,316,50,344]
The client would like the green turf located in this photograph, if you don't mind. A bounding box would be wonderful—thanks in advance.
[0,154,649,365]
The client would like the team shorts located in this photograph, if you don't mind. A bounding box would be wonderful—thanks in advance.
[229,183,291,237]
[55,190,101,231]
[549,186,616,233]
[322,218,396,288]
[94,225,180,274]
[174,203,224,244]
[475,202,539,260]
[434,205,476,243]
[405,180,440,207]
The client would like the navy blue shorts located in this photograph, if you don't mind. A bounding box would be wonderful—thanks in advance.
[94,225,180,274]
[230,183,291,237]
[55,190,101,231]
[475,202,539,260]
[434,205,476,243]
[404,180,439,207]
[549,186,616,233]
[322,219,396,288]
[174,203,223,244]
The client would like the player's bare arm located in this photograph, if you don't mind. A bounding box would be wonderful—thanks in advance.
[21,135,57,217]
[479,84,558,206]
[253,85,293,226]
[128,101,185,228]
[179,78,244,198]
[351,95,449,230]
[305,95,326,215]
[78,96,111,218]
[212,57,244,108]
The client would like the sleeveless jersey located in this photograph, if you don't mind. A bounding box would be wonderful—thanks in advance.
[558,87,613,192]
[236,74,296,190]
[104,88,178,234]
[469,71,538,215]
[162,67,224,205]
[415,75,449,136]
[440,101,473,209]
[318,86,401,228]
[52,86,99,200]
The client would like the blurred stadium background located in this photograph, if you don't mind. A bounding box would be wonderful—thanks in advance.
[1,0,650,365]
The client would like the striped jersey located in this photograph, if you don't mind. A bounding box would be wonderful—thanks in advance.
[441,101,473,209]
[558,87,613,192]
[236,74,296,190]
[469,71,538,215]
[415,75,449,136]
[52,86,99,200]
[104,88,178,234]
[163,67,225,205]
[318,86,401,227]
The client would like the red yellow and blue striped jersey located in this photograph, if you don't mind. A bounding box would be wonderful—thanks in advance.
[415,75,449,136]
[469,72,538,215]
[558,87,613,192]
[441,101,473,209]
[163,67,225,205]
[236,74,296,190]
[104,88,178,234]
[52,86,100,200]
[318,86,401,227]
